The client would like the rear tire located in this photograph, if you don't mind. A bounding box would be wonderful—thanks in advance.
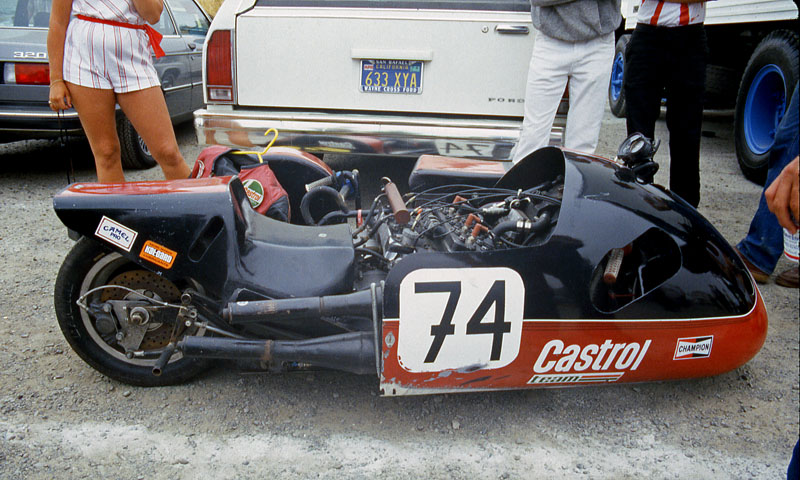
[609,34,630,119]
[54,238,210,386]
[118,117,157,170]
[734,30,799,185]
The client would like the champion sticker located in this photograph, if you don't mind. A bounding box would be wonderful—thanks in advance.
[139,240,177,269]
[674,336,713,360]
[243,179,264,208]
[95,216,137,252]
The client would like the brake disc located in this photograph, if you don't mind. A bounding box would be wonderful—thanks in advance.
[101,270,181,350]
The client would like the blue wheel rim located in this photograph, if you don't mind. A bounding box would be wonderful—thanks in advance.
[610,52,624,101]
[744,64,786,155]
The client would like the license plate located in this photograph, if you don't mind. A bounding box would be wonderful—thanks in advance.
[360,60,423,94]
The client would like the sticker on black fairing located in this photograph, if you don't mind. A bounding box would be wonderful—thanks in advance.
[243,179,264,208]
[95,216,137,252]
[397,267,524,372]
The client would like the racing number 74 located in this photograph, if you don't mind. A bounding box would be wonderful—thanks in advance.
[416,280,510,363]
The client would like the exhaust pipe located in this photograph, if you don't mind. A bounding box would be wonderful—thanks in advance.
[177,331,375,375]
[222,288,376,325]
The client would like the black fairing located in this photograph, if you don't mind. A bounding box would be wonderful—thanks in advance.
[53,178,355,302]
[384,148,755,321]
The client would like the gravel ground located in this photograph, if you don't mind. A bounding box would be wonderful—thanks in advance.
[0,110,797,479]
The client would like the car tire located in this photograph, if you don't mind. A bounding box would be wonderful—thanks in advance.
[734,30,799,185]
[609,34,630,119]
[118,116,157,170]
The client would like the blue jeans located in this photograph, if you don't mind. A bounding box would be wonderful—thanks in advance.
[737,84,800,274]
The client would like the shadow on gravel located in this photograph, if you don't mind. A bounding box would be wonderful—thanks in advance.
[0,139,95,176]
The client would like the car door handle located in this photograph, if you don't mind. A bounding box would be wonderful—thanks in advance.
[495,25,530,35]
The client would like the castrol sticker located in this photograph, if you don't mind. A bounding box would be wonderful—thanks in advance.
[95,216,137,252]
[528,339,651,385]
[398,268,524,372]
[242,179,264,208]
[139,240,177,269]
[674,336,713,360]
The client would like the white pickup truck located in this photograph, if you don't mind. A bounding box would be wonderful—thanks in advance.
[194,0,567,160]
[608,0,798,184]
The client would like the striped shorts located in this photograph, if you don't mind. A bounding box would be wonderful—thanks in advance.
[63,16,160,93]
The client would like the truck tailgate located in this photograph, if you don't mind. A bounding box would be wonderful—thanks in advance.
[234,6,533,117]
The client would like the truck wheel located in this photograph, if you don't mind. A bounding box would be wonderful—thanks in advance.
[734,30,799,185]
[118,117,158,170]
[608,34,630,118]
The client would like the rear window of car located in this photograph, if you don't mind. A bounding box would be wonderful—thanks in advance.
[253,0,530,12]
[0,0,50,28]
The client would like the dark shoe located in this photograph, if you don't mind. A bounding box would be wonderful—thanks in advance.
[734,247,770,284]
[776,266,799,288]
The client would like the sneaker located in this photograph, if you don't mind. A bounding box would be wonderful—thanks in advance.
[734,247,770,284]
[775,266,799,288]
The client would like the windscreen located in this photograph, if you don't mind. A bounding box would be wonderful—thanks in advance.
[0,0,50,27]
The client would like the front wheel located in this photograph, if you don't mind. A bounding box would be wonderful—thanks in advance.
[608,34,630,118]
[54,238,210,386]
[734,30,799,185]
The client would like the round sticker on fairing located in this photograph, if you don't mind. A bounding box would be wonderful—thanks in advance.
[397,267,525,373]
[242,179,264,208]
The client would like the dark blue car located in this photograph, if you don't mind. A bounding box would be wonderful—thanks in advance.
[0,0,210,168]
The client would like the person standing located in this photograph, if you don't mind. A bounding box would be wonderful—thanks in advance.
[623,0,709,208]
[512,0,621,163]
[736,83,799,288]
[47,0,191,183]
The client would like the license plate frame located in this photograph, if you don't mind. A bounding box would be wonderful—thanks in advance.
[360,59,423,95]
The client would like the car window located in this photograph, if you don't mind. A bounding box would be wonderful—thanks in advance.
[253,0,530,11]
[0,0,51,28]
[168,0,209,36]
[153,6,177,35]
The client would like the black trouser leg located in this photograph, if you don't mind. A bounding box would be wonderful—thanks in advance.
[624,26,664,140]
[665,27,707,208]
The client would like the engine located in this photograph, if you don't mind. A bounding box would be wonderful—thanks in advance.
[356,176,563,268]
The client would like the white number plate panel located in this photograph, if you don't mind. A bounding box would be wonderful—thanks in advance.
[397,267,524,372]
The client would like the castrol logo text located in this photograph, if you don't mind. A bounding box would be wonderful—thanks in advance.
[528,339,651,385]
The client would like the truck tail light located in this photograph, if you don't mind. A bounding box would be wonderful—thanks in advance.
[3,63,50,85]
[206,29,233,103]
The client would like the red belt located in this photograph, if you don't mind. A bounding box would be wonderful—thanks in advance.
[76,14,165,58]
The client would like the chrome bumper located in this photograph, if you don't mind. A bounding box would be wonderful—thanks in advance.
[194,108,565,160]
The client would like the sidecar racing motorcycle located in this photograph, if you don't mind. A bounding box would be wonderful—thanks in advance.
[52,138,767,395]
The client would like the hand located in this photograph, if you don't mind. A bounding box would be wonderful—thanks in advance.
[765,156,800,234]
[48,80,72,111]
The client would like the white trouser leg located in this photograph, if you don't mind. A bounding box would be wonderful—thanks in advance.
[563,32,615,153]
[512,32,569,163]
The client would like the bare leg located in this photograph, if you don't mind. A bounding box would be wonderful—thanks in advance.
[68,83,125,183]
[117,86,191,180]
